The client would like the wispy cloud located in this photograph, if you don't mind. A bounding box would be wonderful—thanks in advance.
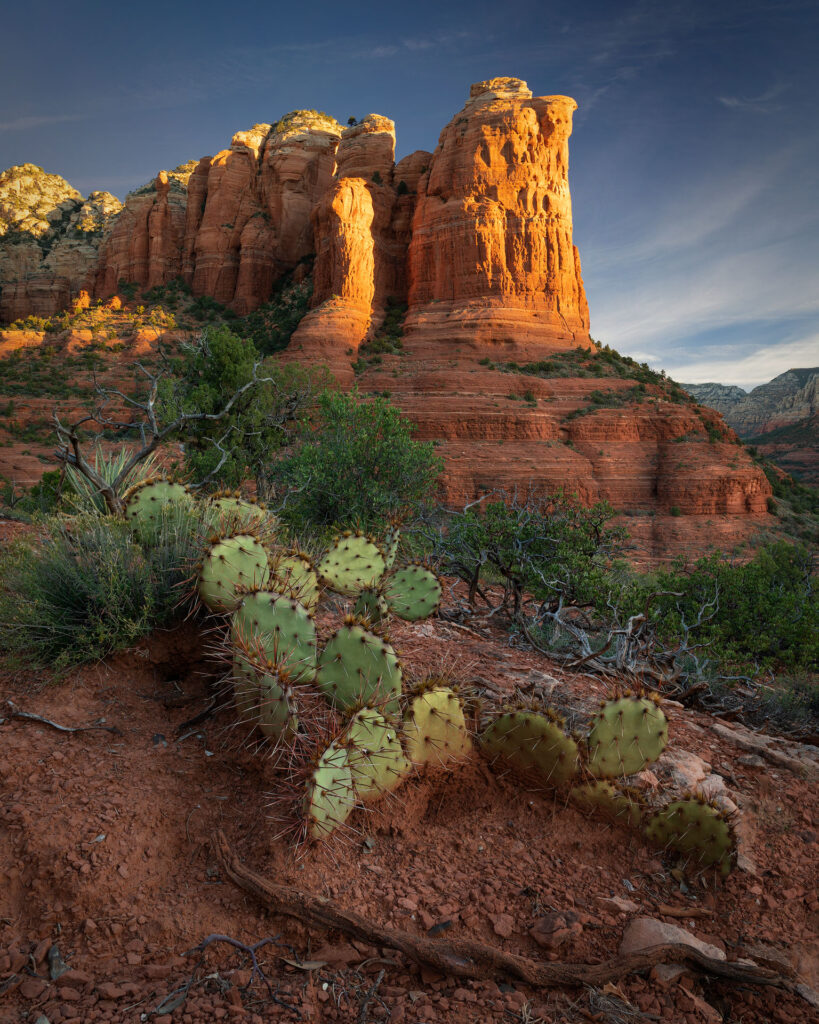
[717,82,790,113]
[664,333,819,389]
[0,112,88,133]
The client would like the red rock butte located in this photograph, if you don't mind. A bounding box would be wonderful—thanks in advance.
[0,77,773,560]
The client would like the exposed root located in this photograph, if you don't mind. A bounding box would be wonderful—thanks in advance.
[212,830,814,1002]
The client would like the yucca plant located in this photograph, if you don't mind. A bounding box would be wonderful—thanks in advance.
[64,446,160,514]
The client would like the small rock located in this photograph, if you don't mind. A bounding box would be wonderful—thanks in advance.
[650,963,688,988]
[598,896,639,914]
[20,978,49,1000]
[738,754,767,768]
[620,917,726,962]
[490,913,514,938]
[529,911,583,953]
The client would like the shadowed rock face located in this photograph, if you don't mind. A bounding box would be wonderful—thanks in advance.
[684,369,818,437]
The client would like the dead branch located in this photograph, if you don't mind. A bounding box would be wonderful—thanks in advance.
[212,831,813,1002]
[2,700,121,735]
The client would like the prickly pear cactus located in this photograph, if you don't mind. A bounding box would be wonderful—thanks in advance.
[316,623,402,713]
[384,564,442,622]
[587,694,668,778]
[317,533,386,596]
[232,642,298,742]
[269,552,320,611]
[344,708,411,802]
[403,686,472,767]
[644,795,735,876]
[570,780,643,829]
[231,591,317,683]
[481,710,579,787]
[353,589,389,626]
[197,534,269,613]
[204,491,271,533]
[303,743,357,841]
[124,478,191,541]
[383,523,401,570]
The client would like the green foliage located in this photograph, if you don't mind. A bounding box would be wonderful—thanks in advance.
[438,491,626,614]
[648,541,818,674]
[65,446,161,515]
[271,389,442,530]
[158,326,327,493]
[232,275,313,356]
[0,509,202,671]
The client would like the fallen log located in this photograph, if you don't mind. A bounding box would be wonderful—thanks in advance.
[212,830,816,1006]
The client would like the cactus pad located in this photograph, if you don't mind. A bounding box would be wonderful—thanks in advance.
[344,708,411,802]
[270,553,320,611]
[303,743,356,840]
[384,564,442,622]
[353,589,389,626]
[316,624,402,712]
[403,686,472,767]
[587,695,668,778]
[232,643,298,742]
[317,533,385,596]
[204,492,271,533]
[480,711,579,787]
[198,534,269,613]
[644,796,735,876]
[570,780,642,829]
[383,523,401,570]
[124,478,190,541]
[231,591,317,683]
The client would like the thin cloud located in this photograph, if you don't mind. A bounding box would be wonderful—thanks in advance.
[717,82,790,113]
[0,112,88,133]
[664,333,819,390]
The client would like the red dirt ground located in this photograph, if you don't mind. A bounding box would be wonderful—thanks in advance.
[1,590,818,1024]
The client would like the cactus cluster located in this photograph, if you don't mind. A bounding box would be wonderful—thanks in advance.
[132,499,455,843]
[119,482,736,874]
[476,692,734,875]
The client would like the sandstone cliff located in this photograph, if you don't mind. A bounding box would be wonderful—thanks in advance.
[0,165,121,321]
[288,79,591,375]
[405,78,589,354]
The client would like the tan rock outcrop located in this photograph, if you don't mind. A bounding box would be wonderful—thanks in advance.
[0,166,121,321]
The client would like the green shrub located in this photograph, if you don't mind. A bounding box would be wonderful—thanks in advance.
[0,508,204,672]
[158,326,329,493]
[270,389,442,530]
[670,505,682,516]
[436,491,626,615]
[648,541,818,674]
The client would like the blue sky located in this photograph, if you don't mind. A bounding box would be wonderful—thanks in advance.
[2,0,817,388]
